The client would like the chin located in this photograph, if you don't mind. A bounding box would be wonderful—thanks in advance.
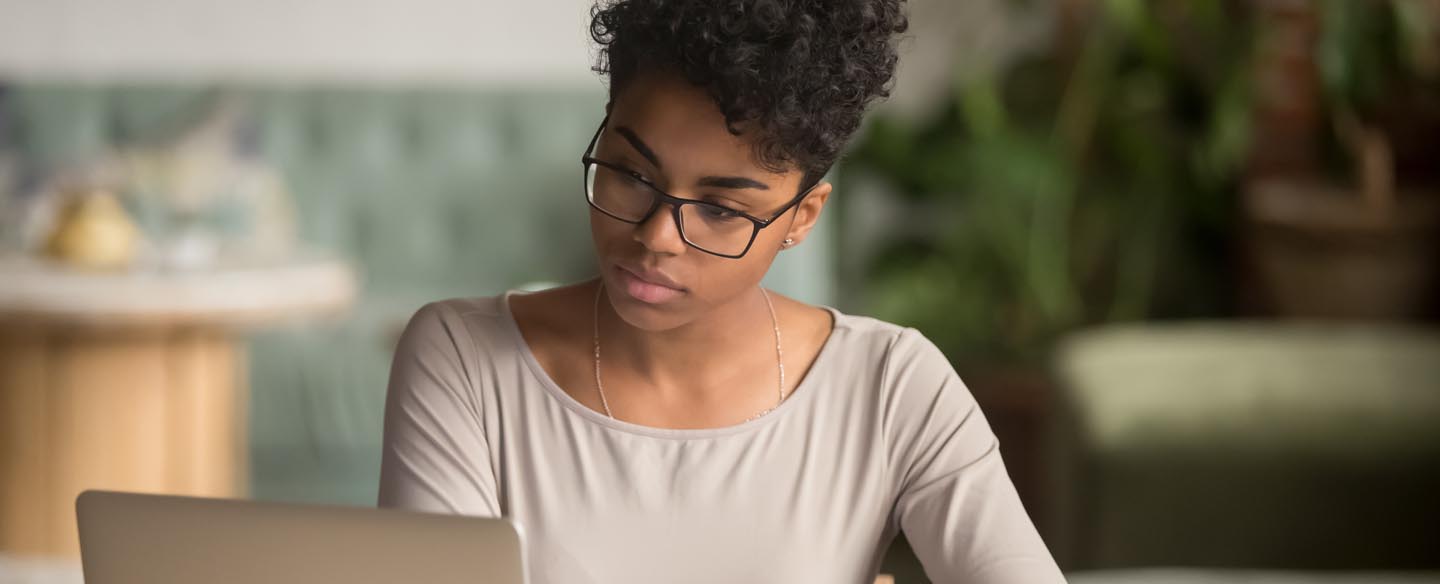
[607,297,692,333]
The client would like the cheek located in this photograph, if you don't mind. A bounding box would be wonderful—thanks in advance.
[588,210,626,250]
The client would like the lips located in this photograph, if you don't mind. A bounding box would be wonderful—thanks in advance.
[613,264,687,304]
[616,264,686,291]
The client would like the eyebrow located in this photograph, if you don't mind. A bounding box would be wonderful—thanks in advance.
[614,124,772,193]
[697,176,771,191]
[615,126,662,169]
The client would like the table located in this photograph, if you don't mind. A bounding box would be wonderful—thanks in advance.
[0,253,355,558]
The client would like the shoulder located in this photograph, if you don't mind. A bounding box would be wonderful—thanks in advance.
[813,304,945,381]
[778,296,959,405]
[765,289,916,359]
[403,296,501,341]
[818,310,967,412]
[505,280,595,340]
[393,293,515,372]
[413,295,506,324]
[397,281,596,368]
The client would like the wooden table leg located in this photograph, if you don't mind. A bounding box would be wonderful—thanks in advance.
[0,327,246,558]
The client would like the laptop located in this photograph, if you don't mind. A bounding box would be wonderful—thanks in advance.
[76,490,527,584]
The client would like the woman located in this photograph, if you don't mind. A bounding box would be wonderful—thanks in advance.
[378,0,1066,582]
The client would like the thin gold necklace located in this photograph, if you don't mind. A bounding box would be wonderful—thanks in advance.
[592,282,786,422]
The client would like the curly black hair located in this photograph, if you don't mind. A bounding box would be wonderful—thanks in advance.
[590,0,909,188]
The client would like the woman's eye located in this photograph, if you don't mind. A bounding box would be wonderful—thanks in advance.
[700,205,742,219]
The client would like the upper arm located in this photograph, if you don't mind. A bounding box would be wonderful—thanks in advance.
[883,328,1065,584]
[377,301,501,517]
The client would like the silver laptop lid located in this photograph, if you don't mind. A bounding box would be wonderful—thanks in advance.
[76,490,526,584]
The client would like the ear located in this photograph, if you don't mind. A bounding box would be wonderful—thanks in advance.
[782,181,832,247]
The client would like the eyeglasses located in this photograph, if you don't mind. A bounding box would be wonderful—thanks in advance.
[580,115,817,259]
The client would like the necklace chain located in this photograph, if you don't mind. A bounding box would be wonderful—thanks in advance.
[592,282,786,423]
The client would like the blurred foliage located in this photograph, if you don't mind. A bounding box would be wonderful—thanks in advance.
[1316,0,1440,184]
[1320,0,1440,116]
[843,0,1254,365]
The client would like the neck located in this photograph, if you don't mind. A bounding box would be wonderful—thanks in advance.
[595,280,776,396]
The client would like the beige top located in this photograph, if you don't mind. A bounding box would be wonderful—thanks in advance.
[377,291,1065,584]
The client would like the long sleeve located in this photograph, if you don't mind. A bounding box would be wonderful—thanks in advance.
[377,301,501,517]
[883,328,1065,584]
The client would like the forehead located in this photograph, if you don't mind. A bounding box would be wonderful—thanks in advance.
[606,74,802,190]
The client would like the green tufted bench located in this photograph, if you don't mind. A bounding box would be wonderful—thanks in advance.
[1051,322,1440,572]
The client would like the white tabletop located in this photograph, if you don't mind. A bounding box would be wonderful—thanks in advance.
[0,252,357,329]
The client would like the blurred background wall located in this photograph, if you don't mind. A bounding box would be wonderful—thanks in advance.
[0,0,596,85]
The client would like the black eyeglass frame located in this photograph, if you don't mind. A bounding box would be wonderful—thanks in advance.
[580,115,818,259]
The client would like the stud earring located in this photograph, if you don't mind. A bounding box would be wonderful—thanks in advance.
[782,238,795,248]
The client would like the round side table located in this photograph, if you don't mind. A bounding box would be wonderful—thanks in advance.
[0,253,356,558]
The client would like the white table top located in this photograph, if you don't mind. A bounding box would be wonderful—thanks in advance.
[0,252,357,329]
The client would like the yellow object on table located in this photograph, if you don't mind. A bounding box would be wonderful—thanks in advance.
[42,189,141,270]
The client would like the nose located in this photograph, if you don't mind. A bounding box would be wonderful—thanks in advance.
[632,202,688,255]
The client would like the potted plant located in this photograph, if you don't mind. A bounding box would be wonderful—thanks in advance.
[839,0,1253,549]
[1242,0,1440,319]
